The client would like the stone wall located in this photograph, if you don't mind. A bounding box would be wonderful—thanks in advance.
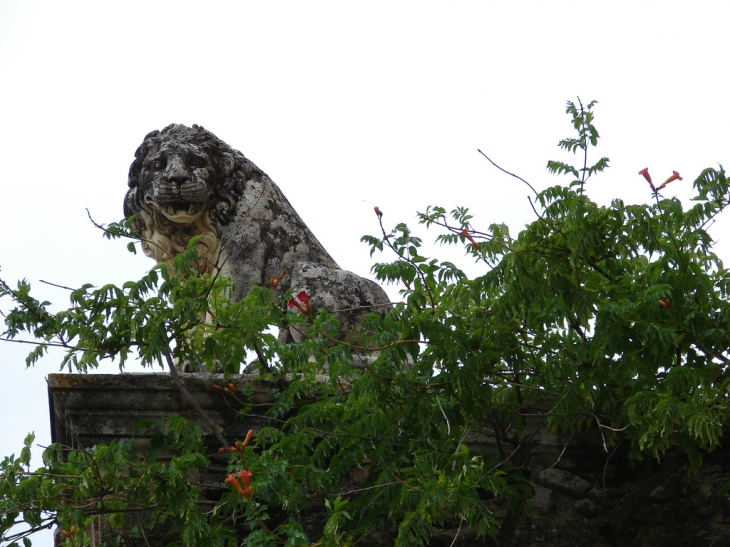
[48,374,730,546]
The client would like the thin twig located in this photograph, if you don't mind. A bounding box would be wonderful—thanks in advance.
[333,302,397,313]
[477,149,538,196]
[603,442,620,490]
[136,513,152,547]
[436,396,451,435]
[485,441,522,475]
[0,337,81,351]
[342,481,400,494]
[591,412,630,432]
[548,432,575,468]
[86,209,174,262]
[455,422,475,455]
[449,518,464,547]
[161,347,230,449]
[39,280,76,291]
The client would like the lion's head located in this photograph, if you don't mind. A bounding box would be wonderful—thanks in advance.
[124,124,258,272]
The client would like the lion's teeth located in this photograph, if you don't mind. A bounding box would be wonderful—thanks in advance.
[188,204,195,214]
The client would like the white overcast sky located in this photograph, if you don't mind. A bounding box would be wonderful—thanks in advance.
[1,1,729,538]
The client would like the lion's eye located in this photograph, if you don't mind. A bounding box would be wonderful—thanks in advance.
[152,159,165,170]
[188,157,204,168]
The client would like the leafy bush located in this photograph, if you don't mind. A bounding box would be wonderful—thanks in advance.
[2,100,729,546]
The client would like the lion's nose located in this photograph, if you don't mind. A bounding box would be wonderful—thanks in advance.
[169,172,188,182]
[166,156,189,189]
[166,176,186,194]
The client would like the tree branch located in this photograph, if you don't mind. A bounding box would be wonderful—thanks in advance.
[161,347,230,449]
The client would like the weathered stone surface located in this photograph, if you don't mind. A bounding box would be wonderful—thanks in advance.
[48,372,275,450]
[124,124,390,357]
[289,261,391,346]
[531,483,555,512]
[536,468,593,497]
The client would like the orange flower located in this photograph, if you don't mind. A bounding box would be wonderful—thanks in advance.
[225,470,254,497]
[459,229,478,247]
[658,299,671,309]
[237,470,252,487]
[232,429,255,452]
[656,171,683,191]
[224,473,246,495]
[221,430,255,453]
[639,168,655,191]
[269,270,286,288]
[374,206,383,218]
[60,525,77,538]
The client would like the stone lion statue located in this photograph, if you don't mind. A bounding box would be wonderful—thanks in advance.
[124,124,390,353]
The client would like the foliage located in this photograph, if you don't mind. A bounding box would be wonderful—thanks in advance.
[2,99,730,545]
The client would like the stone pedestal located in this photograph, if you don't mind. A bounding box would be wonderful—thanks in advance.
[48,373,274,546]
[47,374,730,546]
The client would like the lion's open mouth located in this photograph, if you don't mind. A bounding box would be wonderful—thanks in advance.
[165,203,200,216]
[157,202,204,222]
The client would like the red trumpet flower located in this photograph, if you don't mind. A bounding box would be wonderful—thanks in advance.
[287,290,312,315]
[656,171,682,191]
[639,168,655,191]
